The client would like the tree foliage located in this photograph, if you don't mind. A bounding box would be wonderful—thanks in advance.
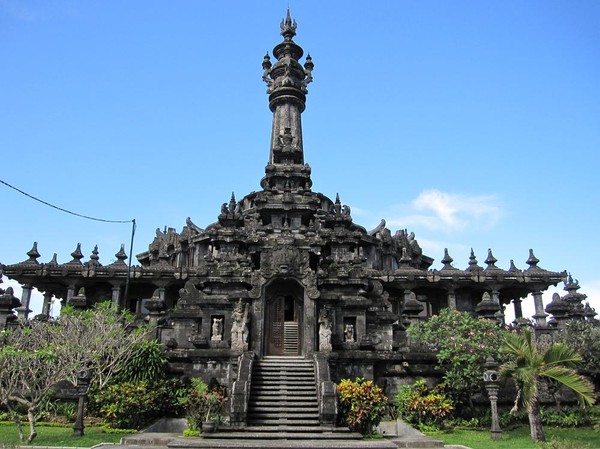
[112,339,168,384]
[0,302,146,442]
[500,328,596,442]
[407,308,506,405]
[559,320,600,386]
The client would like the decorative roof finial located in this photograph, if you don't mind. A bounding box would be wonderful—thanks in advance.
[484,248,498,269]
[114,244,128,265]
[467,248,481,271]
[280,8,297,41]
[25,242,41,264]
[526,249,540,270]
[69,243,84,265]
[441,248,455,270]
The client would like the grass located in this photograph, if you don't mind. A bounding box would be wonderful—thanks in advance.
[0,422,133,447]
[425,425,600,449]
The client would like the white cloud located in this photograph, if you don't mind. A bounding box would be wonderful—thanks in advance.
[388,189,502,232]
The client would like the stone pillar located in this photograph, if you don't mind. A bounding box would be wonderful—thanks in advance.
[73,369,92,437]
[483,356,502,440]
[111,285,122,309]
[67,285,76,303]
[513,298,523,320]
[446,287,457,310]
[531,290,548,327]
[41,292,53,317]
[17,284,33,320]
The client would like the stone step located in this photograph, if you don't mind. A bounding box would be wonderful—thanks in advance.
[248,412,320,419]
[246,419,322,426]
[201,430,363,440]
[250,390,317,396]
[250,400,318,407]
[251,387,317,393]
[241,425,354,434]
[252,381,316,387]
[248,407,319,413]
[137,434,402,449]
[254,367,315,373]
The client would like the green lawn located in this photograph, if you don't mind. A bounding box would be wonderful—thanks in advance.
[425,425,600,449]
[0,423,133,447]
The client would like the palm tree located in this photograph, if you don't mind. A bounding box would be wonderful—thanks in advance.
[499,328,595,442]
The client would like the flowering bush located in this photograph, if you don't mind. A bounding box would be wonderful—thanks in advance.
[178,379,227,431]
[337,377,388,435]
[407,308,506,407]
[394,379,453,430]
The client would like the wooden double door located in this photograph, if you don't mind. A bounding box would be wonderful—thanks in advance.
[265,294,303,356]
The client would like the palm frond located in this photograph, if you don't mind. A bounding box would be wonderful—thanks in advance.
[542,343,582,369]
[542,366,596,407]
[500,332,528,357]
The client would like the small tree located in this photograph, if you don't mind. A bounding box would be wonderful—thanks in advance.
[500,328,596,442]
[0,302,146,442]
[407,308,506,407]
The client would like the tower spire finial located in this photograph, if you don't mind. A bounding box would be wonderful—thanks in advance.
[280,7,297,41]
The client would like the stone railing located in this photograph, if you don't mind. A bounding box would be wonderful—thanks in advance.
[229,351,254,428]
[313,352,337,426]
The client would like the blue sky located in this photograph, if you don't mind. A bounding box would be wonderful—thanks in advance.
[1,1,599,319]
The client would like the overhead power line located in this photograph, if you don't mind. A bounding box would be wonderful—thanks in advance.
[0,178,133,224]
[1,177,137,304]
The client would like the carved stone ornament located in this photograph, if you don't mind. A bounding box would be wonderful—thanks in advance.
[261,246,309,278]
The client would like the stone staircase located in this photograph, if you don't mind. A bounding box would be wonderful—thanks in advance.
[247,355,321,428]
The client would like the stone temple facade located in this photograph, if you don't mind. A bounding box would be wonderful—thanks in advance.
[1,11,586,425]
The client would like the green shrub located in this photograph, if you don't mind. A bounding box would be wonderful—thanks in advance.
[540,437,593,449]
[539,406,598,428]
[90,379,184,429]
[394,379,453,430]
[113,339,168,384]
[337,377,388,435]
[178,379,227,431]
[183,428,200,437]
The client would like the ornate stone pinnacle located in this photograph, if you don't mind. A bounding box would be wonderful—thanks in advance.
[441,248,454,270]
[467,248,481,271]
[229,192,237,212]
[115,244,128,265]
[26,242,41,264]
[526,249,540,269]
[70,243,84,264]
[485,248,498,268]
[280,8,297,40]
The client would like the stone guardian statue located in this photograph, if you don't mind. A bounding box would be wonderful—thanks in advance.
[231,299,250,352]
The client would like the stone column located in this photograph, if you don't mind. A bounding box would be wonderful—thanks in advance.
[531,290,548,327]
[483,356,502,440]
[67,285,76,303]
[513,298,523,320]
[41,292,53,317]
[17,284,33,320]
[446,287,457,310]
[111,285,122,309]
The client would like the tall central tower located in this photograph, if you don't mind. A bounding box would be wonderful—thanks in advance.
[261,9,314,193]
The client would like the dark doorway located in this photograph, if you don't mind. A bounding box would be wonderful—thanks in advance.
[264,281,304,356]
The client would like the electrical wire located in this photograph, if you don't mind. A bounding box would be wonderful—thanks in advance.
[1,177,137,306]
[0,178,132,223]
